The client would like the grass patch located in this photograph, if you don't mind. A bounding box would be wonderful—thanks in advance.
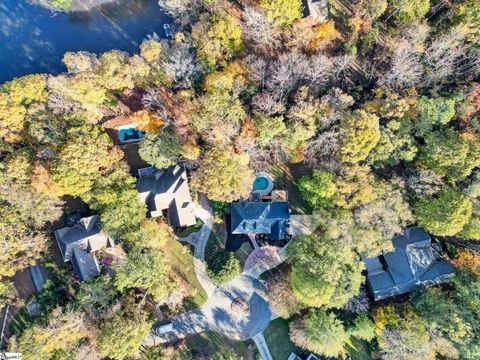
[173,219,203,238]
[264,318,303,360]
[9,308,32,338]
[185,332,253,359]
[161,236,207,308]
[206,231,224,256]
[270,163,312,215]
[345,336,372,360]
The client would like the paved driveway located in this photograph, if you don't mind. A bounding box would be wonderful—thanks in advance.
[143,194,277,357]
[144,274,271,346]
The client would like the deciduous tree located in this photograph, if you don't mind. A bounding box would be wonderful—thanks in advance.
[191,146,254,202]
[288,234,364,308]
[14,308,92,360]
[0,74,47,142]
[290,309,348,357]
[338,109,380,163]
[415,96,457,135]
[298,170,336,208]
[258,0,302,28]
[47,125,123,197]
[192,13,245,68]
[418,129,480,183]
[389,0,430,25]
[139,130,182,169]
[114,246,177,301]
[414,187,473,236]
[368,119,417,167]
[97,313,151,359]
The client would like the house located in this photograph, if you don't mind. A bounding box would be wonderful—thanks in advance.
[136,165,196,227]
[288,353,320,360]
[363,227,454,301]
[54,215,116,282]
[302,0,329,24]
[231,201,290,240]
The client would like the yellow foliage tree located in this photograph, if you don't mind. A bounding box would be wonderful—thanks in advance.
[451,249,480,275]
[309,21,341,49]
[339,109,380,163]
[191,146,254,202]
[130,110,164,132]
[259,0,302,27]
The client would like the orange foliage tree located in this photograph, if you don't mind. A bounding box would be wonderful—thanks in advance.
[130,110,164,132]
[452,249,480,276]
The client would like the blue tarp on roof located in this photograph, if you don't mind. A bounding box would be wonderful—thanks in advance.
[363,227,454,301]
[231,201,290,240]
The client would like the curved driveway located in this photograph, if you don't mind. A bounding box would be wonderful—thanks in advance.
[143,194,284,357]
[144,274,271,345]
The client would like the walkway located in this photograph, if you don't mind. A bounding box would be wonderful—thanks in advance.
[244,245,289,279]
[252,333,273,360]
[176,194,217,297]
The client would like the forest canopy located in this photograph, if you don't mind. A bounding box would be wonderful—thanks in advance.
[1,0,480,358]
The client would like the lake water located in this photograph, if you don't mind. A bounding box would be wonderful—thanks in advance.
[0,0,170,83]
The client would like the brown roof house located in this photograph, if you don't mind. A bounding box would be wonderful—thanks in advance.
[136,165,196,227]
[54,215,116,282]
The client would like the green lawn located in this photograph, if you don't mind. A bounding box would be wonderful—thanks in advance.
[264,318,302,360]
[185,332,254,359]
[9,308,31,338]
[206,231,224,258]
[161,236,207,308]
[345,336,373,360]
[270,163,312,215]
[173,219,203,238]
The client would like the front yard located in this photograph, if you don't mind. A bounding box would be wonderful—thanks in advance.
[161,235,207,308]
[264,318,302,360]
[184,332,257,359]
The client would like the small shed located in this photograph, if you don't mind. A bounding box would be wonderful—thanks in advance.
[302,0,329,24]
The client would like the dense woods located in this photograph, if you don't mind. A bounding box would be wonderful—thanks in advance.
[1,0,479,358]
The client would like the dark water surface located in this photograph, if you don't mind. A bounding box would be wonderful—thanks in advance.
[0,0,169,83]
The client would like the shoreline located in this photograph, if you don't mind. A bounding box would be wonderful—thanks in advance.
[31,0,121,12]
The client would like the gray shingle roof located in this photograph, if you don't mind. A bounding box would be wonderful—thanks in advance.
[54,215,114,282]
[71,247,100,282]
[137,165,196,227]
[231,201,290,240]
[302,0,329,21]
[363,227,454,300]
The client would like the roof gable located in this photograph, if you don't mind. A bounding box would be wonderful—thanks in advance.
[231,201,290,239]
[71,247,100,282]
[54,215,112,262]
[137,165,196,227]
[363,227,454,300]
